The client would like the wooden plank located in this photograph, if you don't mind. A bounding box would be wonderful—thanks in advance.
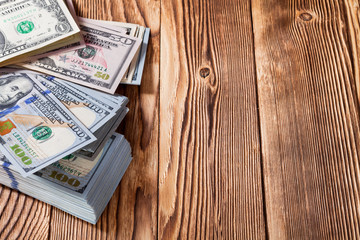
[0,186,50,239]
[159,0,265,239]
[252,0,360,238]
[48,0,160,239]
[344,0,360,103]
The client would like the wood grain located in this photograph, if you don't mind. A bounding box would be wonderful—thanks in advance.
[48,0,160,239]
[252,0,360,238]
[159,0,265,239]
[3,0,360,238]
[344,0,360,104]
[0,186,50,239]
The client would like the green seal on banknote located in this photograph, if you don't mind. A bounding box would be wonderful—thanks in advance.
[62,154,75,160]
[17,21,34,34]
[77,46,97,59]
[32,126,52,141]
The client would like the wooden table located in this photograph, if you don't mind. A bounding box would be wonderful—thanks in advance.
[1,0,360,239]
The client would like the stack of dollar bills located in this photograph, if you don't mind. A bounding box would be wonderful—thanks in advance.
[0,133,132,224]
[0,0,150,224]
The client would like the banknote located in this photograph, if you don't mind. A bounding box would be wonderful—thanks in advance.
[0,68,116,132]
[0,67,125,111]
[0,71,96,177]
[128,27,150,85]
[77,106,128,160]
[18,20,141,93]
[63,80,128,109]
[36,75,116,132]
[0,133,132,224]
[24,0,86,61]
[77,17,146,84]
[0,133,115,192]
[121,26,146,84]
[0,0,81,65]
[0,133,131,195]
[33,138,109,192]
[77,16,138,36]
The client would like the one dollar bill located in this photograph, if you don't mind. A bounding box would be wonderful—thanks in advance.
[0,0,81,65]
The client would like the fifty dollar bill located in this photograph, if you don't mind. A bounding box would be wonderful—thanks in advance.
[18,20,141,93]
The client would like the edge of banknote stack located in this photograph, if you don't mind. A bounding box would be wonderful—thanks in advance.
[0,0,150,224]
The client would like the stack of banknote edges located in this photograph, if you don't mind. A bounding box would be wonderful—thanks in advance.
[0,0,150,224]
[0,133,132,224]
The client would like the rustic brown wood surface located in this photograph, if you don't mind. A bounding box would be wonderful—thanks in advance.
[158,0,265,238]
[1,0,360,239]
[253,0,360,239]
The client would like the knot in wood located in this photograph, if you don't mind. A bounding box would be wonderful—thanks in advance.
[299,12,313,22]
[199,67,211,78]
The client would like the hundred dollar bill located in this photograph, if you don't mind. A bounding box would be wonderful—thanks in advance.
[34,141,108,192]
[33,134,131,193]
[57,80,129,159]
[63,80,128,109]
[0,68,115,132]
[0,142,103,192]
[0,133,132,223]
[2,133,129,189]
[0,0,81,66]
[34,74,116,132]
[0,71,96,177]
[77,106,128,160]
[18,20,141,93]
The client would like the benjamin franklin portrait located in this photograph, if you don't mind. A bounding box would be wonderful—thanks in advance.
[0,75,34,110]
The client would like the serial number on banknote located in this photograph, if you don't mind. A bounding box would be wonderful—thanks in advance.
[51,162,82,177]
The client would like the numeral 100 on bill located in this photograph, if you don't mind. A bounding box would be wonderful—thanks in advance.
[48,170,81,187]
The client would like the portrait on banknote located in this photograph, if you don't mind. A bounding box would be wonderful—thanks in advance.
[0,74,34,110]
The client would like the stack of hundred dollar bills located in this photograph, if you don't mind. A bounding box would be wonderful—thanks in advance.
[0,0,150,224]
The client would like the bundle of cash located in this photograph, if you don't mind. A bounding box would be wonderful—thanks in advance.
[0,0,150,224]
[0,67,132,223]
[0,133,131,224]
[0,0,83,66]
[17,17,150,93]
[0,67,130,172]
[76,17,150,85]
[0,69,97,176]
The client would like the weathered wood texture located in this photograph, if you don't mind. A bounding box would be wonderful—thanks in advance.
[0,186,50,239]
[159,0,265,239]
[252,0,360,238]
[48,0,160,239]
[3,0,360,239]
